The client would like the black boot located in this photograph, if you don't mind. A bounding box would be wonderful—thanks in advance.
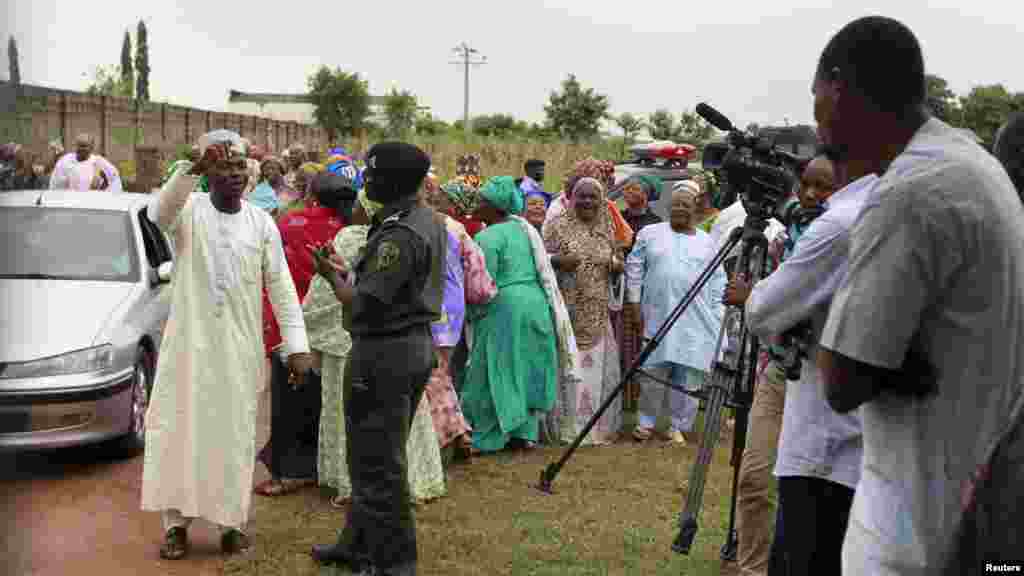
[311,530,358,567]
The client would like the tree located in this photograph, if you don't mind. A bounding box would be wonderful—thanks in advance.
[382,87,419,138]
[414,113,449,136]
[614,112,645,143]
[926,73,960,125]
[307,66,372,141]
[85,64,133,98]
[678,109,716,147]
[135,20,150,101]
[959,84,1024,148]
[120,31,134,98]
[471,114,528,138]
[543,74,610,142]
[7,36,20,84]
[648,109,681,141]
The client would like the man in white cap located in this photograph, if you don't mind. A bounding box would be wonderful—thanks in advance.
[625,182,727,445]
[139,130,314,560]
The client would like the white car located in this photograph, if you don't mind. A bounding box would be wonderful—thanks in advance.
[0,189,175,453]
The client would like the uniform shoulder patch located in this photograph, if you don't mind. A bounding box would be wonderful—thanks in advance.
[374,240,401,272]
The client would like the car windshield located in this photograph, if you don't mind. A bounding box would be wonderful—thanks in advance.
[0,206,139,282]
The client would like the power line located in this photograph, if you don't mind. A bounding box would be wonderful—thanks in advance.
[449,42,487,134]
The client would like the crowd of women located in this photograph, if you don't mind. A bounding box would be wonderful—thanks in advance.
[160,140,729,507]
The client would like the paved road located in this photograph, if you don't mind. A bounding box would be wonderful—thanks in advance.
[1,371,273,576]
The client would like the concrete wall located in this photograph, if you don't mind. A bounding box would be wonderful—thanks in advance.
[2,82,325,188]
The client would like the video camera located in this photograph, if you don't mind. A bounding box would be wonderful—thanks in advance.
[697,103,816,229]
[699,103,830,380]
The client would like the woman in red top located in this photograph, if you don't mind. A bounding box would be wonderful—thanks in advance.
[256,172,355,497]
[436,178,485,237]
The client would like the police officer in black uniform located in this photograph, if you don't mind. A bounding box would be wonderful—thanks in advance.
[310,142,446,576]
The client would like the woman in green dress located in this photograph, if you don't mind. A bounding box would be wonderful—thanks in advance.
[303,190,446,506]
[460,176,577,453]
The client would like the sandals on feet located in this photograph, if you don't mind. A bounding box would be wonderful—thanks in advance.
[159,527,189,560]
[254,477,313,496]
[220,529,251,555]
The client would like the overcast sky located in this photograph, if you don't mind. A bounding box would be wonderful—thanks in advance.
[4,0,1022,130]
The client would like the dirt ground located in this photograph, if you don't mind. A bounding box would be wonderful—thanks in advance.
[2,368,743,576]
[1,369,276,576]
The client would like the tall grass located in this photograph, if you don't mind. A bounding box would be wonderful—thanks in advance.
[339,133,628,194]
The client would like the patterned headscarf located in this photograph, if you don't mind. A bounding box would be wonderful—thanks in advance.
[480,176,524,215]
[455,154,482,189]
[564,158,615,199]
[442,178,480,216]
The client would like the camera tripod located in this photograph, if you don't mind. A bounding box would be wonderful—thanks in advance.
[537,209,772,565]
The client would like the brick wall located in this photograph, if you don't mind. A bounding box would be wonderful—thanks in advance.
[1,82,325,189]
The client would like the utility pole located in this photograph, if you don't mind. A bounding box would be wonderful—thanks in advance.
[450,42,486,134]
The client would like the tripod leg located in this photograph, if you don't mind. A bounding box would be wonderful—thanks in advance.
[720,411,746,562]
[538,228,746,493]
[672,367,731,555]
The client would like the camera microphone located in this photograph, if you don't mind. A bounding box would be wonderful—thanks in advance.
[696,103,735,133]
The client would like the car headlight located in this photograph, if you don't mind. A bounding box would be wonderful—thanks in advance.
[0,345,114,379]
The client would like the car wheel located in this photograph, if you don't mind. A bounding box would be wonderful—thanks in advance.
[119,347,154,456]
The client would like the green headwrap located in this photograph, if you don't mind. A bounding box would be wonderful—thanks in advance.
[442,179,480,216]
[626,174,664,202]
[480,176,524,215]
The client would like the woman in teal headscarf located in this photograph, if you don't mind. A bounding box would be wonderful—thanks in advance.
[459,177,577,453]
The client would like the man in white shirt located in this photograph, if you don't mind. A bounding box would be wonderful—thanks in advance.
[726,145,875,574]
[139,131,314,560]
[709,198,785,275]
[49,133,123,192]
[813,17,1024,575]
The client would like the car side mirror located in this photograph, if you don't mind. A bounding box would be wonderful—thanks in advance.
[152,261,173,286]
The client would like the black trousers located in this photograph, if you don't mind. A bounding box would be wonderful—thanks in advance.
[258,353,321,479]
[768,486,786,576]
[339,327,434,575]
[776,476,855,576]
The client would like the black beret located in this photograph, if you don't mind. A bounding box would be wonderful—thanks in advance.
[364,141,431,202]
[313,172,357,201]
[525,159,545,169]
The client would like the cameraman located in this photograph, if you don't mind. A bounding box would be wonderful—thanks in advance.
[725,145,878,575]
[814,17,1024,574]
[732,151,831,576]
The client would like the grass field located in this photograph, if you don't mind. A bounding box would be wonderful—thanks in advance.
[333,133,638,195]
[224,415,747,576]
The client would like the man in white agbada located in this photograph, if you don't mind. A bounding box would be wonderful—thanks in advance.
[139,132,314,560]
[48,133,123,192]
[625,185,726,445]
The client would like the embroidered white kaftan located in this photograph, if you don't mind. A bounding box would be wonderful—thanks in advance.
[48,153,123,192]
[625,223,725,370]
[140,163,309,528]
